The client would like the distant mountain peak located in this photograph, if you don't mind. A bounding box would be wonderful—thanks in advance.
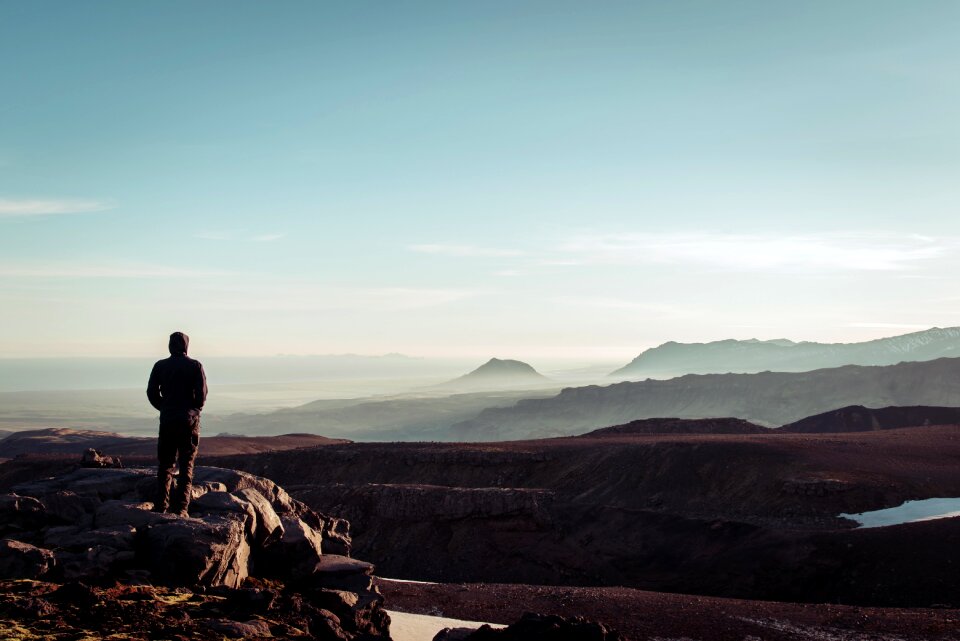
[611,326,960,378]
[436,358,549,391]
[464,358,545,379]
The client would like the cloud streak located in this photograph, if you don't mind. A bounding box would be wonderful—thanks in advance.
[176,283,485,312]
[0,198,112,217]
[409,243,525,258]
[0,263,232,278]
[196,230,285,242]
[553,296,694,317]
[409,232,952,273]
[553,232,949,272]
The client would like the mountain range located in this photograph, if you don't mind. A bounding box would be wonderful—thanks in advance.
[611,326,960,378]
[452,357,960,440]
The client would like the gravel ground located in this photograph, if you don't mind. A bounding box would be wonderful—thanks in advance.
[378,579,960,641]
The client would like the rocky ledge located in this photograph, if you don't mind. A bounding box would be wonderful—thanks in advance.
[0,465,389,640]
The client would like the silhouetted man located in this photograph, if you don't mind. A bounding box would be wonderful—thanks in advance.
[147,331,207,516]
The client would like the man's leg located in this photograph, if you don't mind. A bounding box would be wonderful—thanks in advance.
[171,418,200,515]
[156,422,177,512]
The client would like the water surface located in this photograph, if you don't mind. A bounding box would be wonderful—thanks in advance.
[841,498,960,528]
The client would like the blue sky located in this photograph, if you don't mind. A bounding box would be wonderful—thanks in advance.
[1,1,959,360]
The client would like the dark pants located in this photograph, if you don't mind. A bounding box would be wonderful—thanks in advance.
[156,417,200,513]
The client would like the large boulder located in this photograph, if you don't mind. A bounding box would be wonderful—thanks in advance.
[43,524,136,552]
[94,500,176,528]
[0,493,47,537]
[258,515,323,580]
[142,515,251,588]
[193,490,259,537]
[192,467,300,514]
[80,448,123,469]
[57,544,135,580]
[13,467,145,501]
[0,538,55,579]
[41,490,96,527]
[235,487,284,545]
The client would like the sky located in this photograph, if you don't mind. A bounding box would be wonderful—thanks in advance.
[1,1,959,362]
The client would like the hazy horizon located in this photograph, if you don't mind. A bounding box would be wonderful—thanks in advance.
[2,2,959,359]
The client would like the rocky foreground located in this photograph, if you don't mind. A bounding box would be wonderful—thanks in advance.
[0,465,389,639]
[0,463,624,641]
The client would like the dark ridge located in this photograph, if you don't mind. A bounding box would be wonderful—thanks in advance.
[0,428,348,458]
[779,405,960,433]
[581,417,769,437]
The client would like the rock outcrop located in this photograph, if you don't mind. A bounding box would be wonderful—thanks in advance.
[0,465,388,640]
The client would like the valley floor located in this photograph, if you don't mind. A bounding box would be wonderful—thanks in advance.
[378,579,960,641]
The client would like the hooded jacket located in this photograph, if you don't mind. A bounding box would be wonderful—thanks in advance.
[147,332,208,423]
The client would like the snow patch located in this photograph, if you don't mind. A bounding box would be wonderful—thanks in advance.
[386,610,505,641]
[381,577,440,585]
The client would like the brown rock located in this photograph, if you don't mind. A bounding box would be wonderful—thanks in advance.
[80,448,123,469]
[459,612,625,641]
[205,618,273,638]
[143,514,251,588]
[57,544,134,580]
[94,500,177,528]
[41,490,97,526]
[44,524,136,552]
[259,516,323,580]
[193,491,258,537]
[236,487,284,546]
[0,538,55,579]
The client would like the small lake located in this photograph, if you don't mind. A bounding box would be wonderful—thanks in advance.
[840,497,960,528]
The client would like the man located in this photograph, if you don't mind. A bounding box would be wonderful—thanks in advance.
[147,331,208,516]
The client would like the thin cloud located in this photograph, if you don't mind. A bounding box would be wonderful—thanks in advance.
[844,322,935,330]
[0,262,232,278]
[196,230,285,242]
[251,233,285,242]
[0,198,112,217]
[553,232,948,272]
[554,296,693,317]
[409,243,525,258]
[183,284,484,312]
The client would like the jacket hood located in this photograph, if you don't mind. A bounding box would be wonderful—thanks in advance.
[168,332,189,355]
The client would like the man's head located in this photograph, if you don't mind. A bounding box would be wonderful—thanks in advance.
[168,332,189,355]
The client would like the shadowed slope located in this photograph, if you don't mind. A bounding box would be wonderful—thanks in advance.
[780,405,960,433]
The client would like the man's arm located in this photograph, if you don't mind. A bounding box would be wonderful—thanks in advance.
[146,362,163,411]
[194,362,208,411]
